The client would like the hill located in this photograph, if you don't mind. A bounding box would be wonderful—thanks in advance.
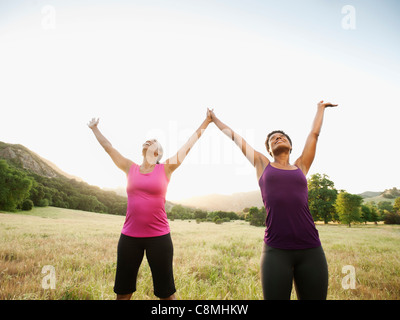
[1,141,397,213]
[175,190,264,212]
[0,141,82,181]
[0,141,177,213]
[359,188,400,205]
[175,188,400,213]
[358,191,381,199]
[0,141,128,214]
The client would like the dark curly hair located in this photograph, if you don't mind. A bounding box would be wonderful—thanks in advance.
[265,130,292,156]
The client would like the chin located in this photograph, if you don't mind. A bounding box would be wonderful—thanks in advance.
[273,146,291,154]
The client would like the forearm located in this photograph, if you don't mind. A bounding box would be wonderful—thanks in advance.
[212,114,257,166]
[195,118,211,138]
[310,106,326,137]
[172,119,210,164]
[184,119,210,154]
[213,116,236,141]
[91,127,113,153]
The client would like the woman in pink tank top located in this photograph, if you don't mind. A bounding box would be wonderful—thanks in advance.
[88,109,213,300]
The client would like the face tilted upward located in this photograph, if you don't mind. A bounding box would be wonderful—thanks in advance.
[266,131,292,157]
[142,139,163,162]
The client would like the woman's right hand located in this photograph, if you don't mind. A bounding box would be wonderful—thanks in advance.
[317,100,338,109]
[87,118,99,130]
[207,108,216,122]
[206,108,214,123]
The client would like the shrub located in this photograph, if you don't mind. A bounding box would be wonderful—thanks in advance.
[21,199,34,211]
[383,211,400,224]
[38,199,49,207]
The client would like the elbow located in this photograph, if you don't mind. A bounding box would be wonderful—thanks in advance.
[310,131,320,139]
[103,144,113,154]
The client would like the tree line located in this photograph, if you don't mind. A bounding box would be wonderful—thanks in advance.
[167,174,400,227]
[0,160,127,214]
[167,204,243,224]
[1,159,399,226]
[166,204,270,226]
[307,173,400,226]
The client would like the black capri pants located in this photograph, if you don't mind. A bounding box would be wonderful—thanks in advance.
[114,233,176,298]
[260,243,328,300]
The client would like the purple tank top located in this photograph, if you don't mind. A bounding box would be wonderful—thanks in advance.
[258,163,321,249]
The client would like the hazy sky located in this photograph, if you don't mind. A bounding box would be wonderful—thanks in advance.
[1,0,399,201]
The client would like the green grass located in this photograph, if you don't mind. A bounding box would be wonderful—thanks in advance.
[1,207,399,300]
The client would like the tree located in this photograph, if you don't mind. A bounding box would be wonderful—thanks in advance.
[364,201,380,224]
[208,210,239,221]
[248,206,266,227]
[360,205,371,224]
[0,160,33,211]
[21,199,34,211]
[110,201,127,215]
[170,204,193,220]
[307,173,338,223]
[194,209,208,220]
[335,192,363,227]
[393,197,400,213]
[29,181,45,206]
[377,201,393,220]
[383,211,400,224]
[382,187,400,199]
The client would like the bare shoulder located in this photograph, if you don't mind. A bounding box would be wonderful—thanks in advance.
[257,151,269,165]
[123,159,136,175]
[163,162,174,180]
[294,157,308,176]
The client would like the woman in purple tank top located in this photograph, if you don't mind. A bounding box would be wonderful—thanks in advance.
[210,100,337,300]
[88,109,213,300]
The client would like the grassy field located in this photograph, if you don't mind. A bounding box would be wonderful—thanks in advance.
[0,207,399,300]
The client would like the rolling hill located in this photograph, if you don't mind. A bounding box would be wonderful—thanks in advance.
[0,141,178,212]
[174,188,400,212]
[359,188,400,205]
[0,141,84,181]
[175,190,264,212]
[1,141,397,213]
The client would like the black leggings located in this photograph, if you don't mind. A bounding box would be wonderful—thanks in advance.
[260,244,328,300]
[113,233,176,298]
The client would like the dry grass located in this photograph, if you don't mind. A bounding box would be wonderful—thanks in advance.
[1,207,399,300]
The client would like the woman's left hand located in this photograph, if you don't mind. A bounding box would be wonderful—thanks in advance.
[206,107,214,123]
[318,100,338,108]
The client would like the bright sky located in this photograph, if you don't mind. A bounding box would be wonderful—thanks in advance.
[1,0,399,201]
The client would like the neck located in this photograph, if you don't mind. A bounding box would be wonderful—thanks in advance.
[272,152,291,166]
[141,157,157,167]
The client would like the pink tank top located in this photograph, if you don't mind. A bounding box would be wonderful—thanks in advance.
[121,163,170,237]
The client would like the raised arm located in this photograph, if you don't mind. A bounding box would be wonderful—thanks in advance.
[210,109,268,176]
[88,118,133,175]
[164,110,212,178]
[295,100,338,176]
